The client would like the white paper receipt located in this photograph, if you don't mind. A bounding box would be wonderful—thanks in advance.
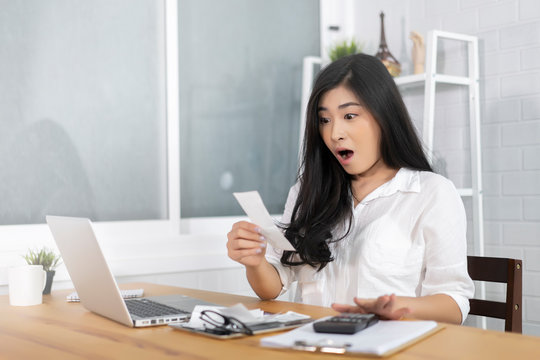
[233,191,295,251]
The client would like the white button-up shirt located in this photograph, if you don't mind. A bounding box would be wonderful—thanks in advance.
[266,168,474,322]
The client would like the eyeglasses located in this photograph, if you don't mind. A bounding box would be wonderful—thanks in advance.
[200,310,253,336]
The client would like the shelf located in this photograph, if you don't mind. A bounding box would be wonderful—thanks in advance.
[457,188,473,197]
[434,74,472,85]
[394,73,426,86]
[394,73,471,86]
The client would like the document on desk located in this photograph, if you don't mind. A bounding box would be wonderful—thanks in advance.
[170,303,312,339]
[233,191,295,251]
[183,303,309,330]
[260,319,442,357]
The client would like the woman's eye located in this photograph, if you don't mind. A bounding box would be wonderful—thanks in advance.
[344,113,356,120]
[319,117,330,124]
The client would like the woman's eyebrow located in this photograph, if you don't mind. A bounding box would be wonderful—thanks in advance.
[338,102,362,109]
[318,102,362,112]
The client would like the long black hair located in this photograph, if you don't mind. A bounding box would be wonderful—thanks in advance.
[281,53,432,270]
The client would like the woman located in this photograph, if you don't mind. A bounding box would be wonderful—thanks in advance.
[227,54,474,324]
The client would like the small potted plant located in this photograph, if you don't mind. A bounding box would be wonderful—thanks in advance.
[23,247,62,295]
[328,38,363,61]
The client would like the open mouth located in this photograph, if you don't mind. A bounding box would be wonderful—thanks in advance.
[338,149,354,160]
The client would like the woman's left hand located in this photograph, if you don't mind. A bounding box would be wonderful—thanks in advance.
[331,294,410,320]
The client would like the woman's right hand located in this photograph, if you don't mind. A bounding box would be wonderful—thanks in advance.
[226,221,267,268]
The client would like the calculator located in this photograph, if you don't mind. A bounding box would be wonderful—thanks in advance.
[313,313,379,334]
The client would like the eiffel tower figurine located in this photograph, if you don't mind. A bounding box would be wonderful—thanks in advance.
[374,12,401,77]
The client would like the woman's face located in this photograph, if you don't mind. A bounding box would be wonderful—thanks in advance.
[318,85,385,178]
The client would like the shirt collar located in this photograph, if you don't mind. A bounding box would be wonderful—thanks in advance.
[360,167,421,204]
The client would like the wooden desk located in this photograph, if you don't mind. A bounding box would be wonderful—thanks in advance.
[1,282,538,359]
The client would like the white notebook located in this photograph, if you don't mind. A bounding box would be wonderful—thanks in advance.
[260,318,442,357]
[67,288,144,302]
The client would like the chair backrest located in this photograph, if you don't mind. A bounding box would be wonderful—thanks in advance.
[467,256,522,333]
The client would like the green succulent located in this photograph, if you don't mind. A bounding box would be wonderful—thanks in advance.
[328,38,363,61]
[22,247,62,272]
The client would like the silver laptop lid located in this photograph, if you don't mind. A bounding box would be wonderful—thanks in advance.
[46,215,134,327]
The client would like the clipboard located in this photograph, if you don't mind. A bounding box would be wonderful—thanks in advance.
[260,318,444,357]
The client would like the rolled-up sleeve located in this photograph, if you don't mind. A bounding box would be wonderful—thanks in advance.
[266,245,294,295]
[419,177,475,324]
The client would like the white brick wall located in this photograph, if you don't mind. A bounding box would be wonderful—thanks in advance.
[483,99,520,123]
[502,123,540,146]
[479,2,518,29]
[484,222,503,244]
[501,72,540,97]
[353,0,540,335]
[484,196,522,220]
[499,22,540,48]
[525,298,540,322]
[481,125,501,149]
[481,76,501,99]
[427,0,459,16]
[483,148,522,172]
[521,47,540,69]
[523,96,540,119]
[503,223,540,245]
[520,0,540,19]
[524,249,540,271]
[524,197,540,220]
[482,173,501,195]
[503,171,540,194]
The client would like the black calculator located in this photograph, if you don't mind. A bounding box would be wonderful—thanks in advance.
[313,313,379,334]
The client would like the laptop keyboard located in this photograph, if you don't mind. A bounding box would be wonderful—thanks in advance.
[125,298,189,318]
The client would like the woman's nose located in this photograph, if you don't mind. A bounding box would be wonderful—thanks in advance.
[331,120,346,141]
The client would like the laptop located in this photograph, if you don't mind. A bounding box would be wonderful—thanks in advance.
[46,215,217,328]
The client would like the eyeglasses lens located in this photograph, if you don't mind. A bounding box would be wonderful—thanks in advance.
[200,311,252,335]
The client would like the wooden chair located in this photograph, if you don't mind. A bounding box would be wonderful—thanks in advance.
[467,256,522,333]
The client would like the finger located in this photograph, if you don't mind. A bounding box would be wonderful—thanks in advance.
[227,239,265,257]
[332,303,367,314]
[231,221,261,232]
[353,297,385,315]
[227,236,266,254]
[383,294,402,312]
[227,234,264,253]
[228,227,265,244]
[228,247,265,262]
[370,294,392,313]
[384,294,397,309]
[229,238,267,251]
[353,297,375,309]
[237,227,265,242]
[331,303,358,313]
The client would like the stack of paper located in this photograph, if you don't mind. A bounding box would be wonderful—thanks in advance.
[186,303,310,330]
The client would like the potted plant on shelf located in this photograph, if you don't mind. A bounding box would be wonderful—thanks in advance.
[22,247,62,295]
[328,38,363,62]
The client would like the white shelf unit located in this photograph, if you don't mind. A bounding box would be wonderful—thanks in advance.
[395,30,484,259]
[396,30,486,329]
